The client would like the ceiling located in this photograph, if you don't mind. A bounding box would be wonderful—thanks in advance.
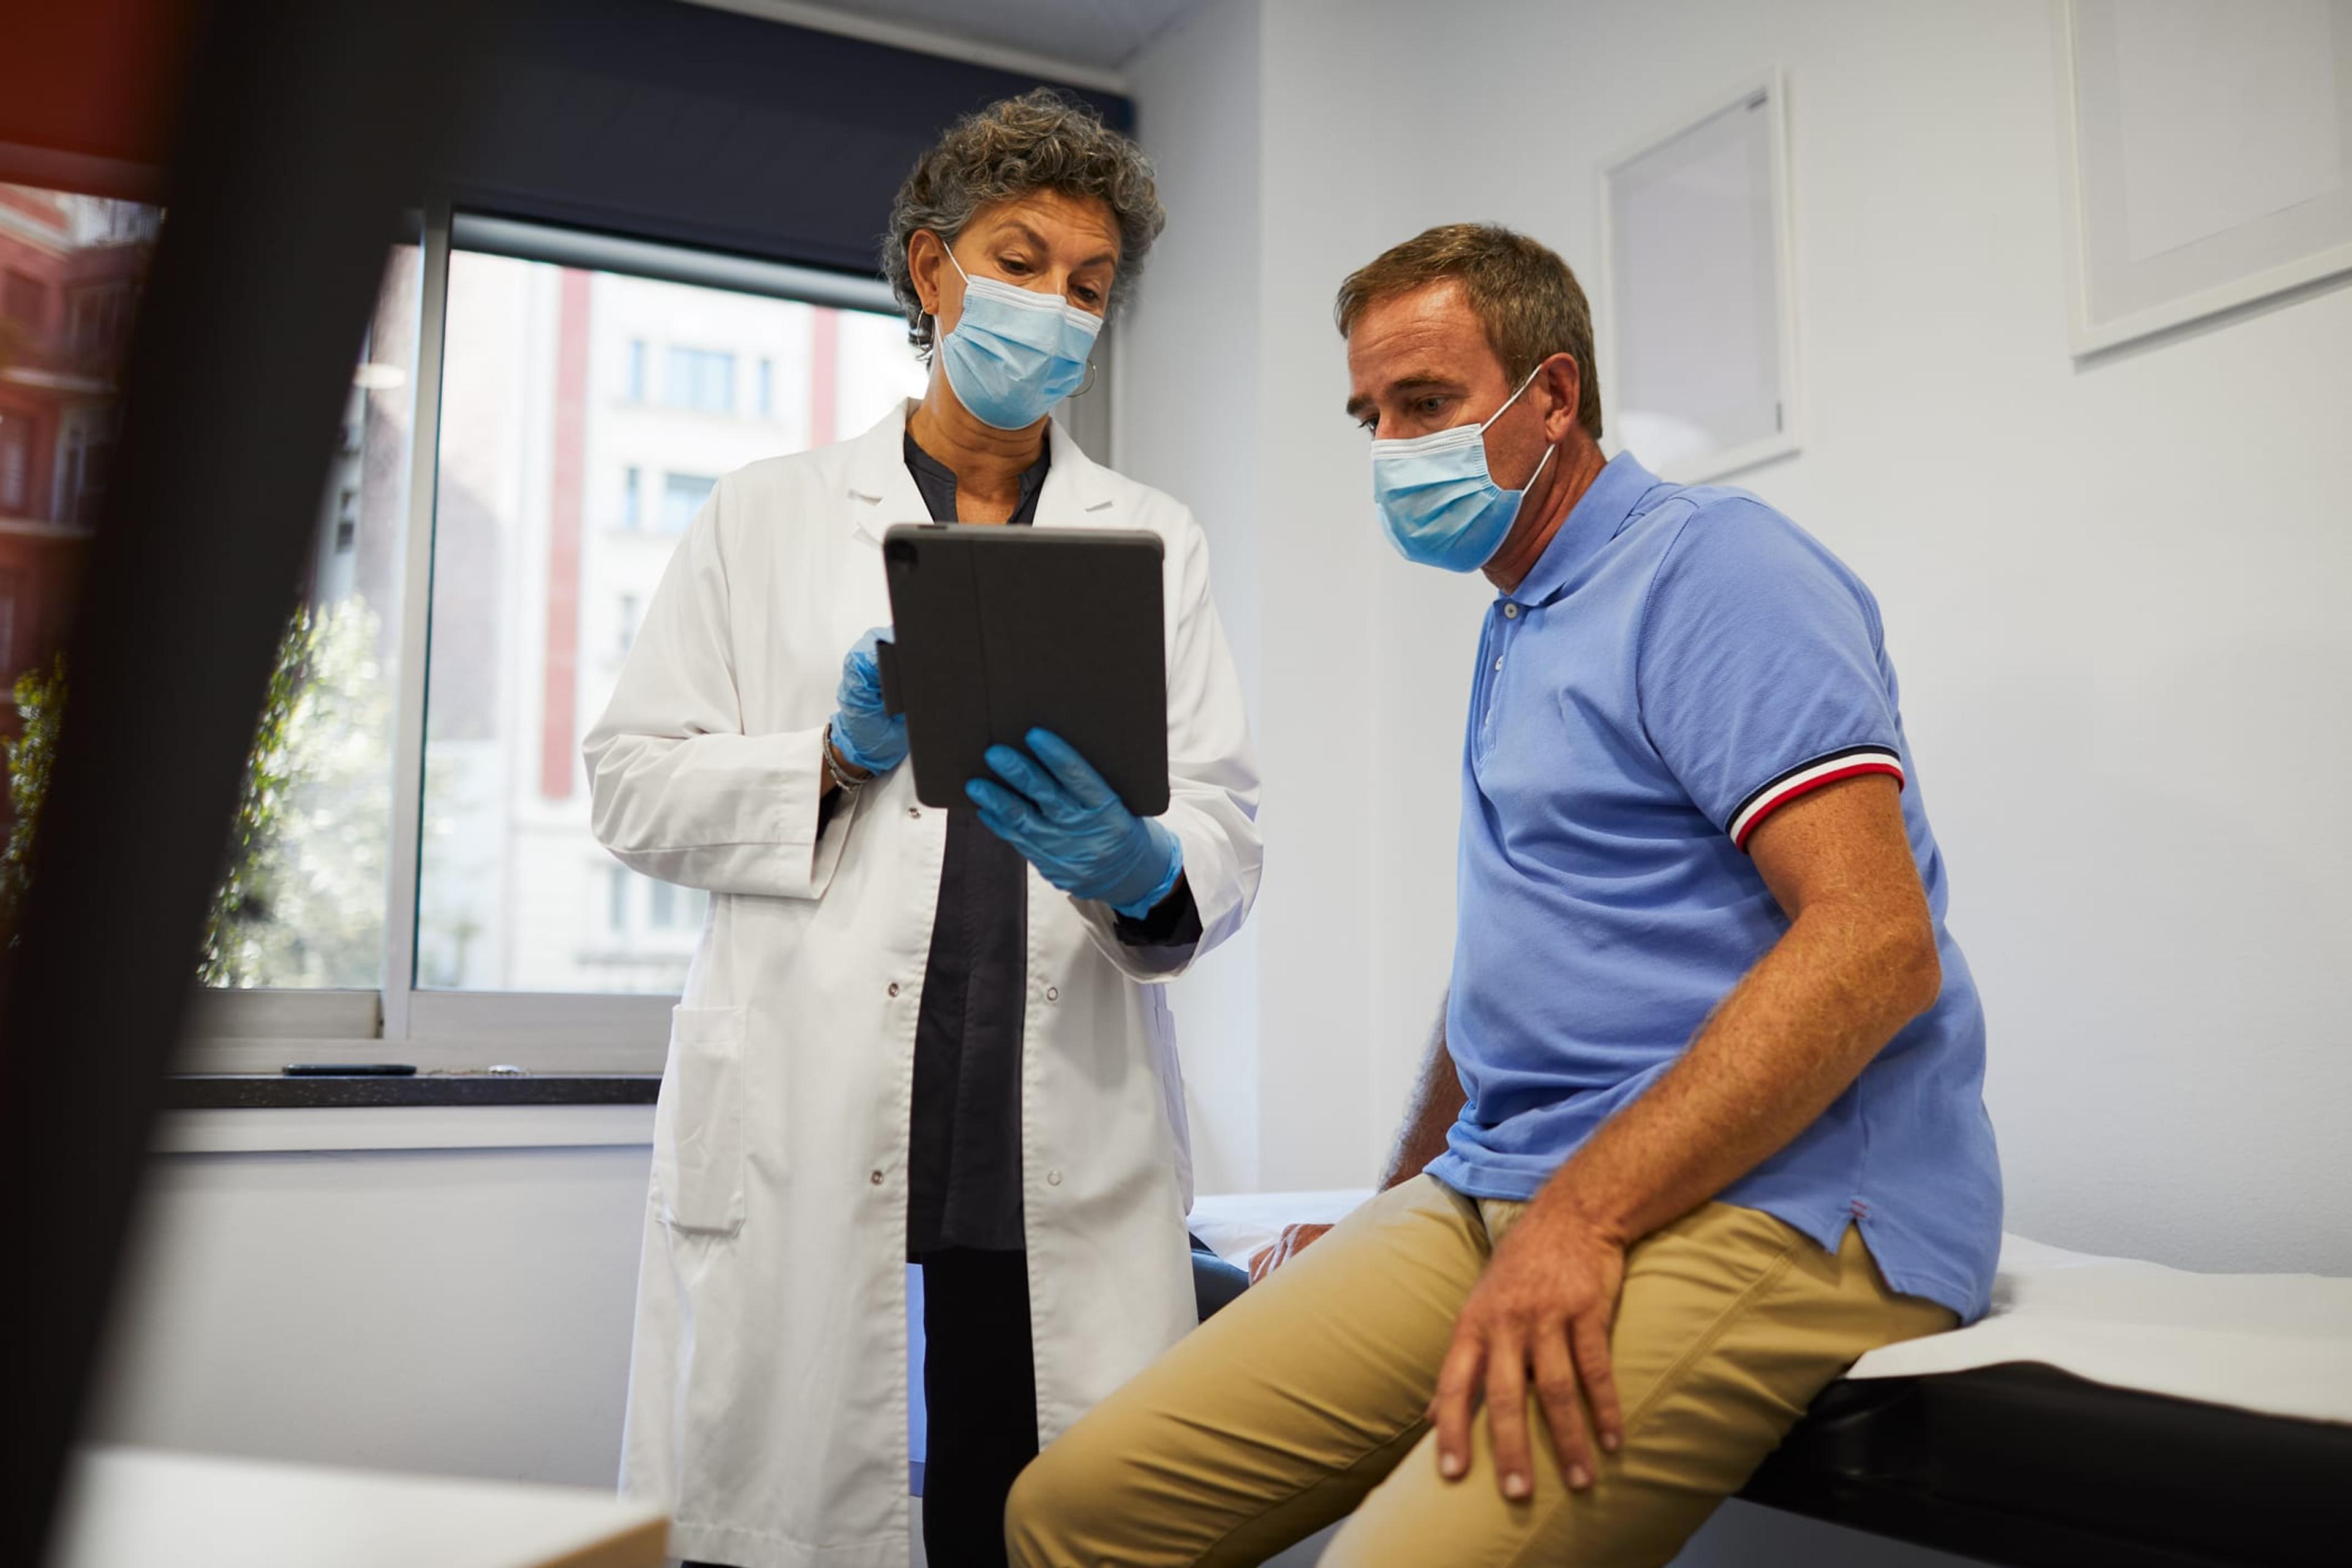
[758,0,1208,76]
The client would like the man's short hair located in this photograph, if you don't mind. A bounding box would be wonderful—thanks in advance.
[1334,222,1603,440]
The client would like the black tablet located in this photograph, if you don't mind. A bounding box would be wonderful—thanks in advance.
[876,523,1169,816]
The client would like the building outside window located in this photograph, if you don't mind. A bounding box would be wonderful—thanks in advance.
[619,464,640,530]
[624,337,646,401]
[420,242,926,994]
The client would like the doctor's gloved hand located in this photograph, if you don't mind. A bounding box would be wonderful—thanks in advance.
[967,729,1183,918]
[830,627,908,775]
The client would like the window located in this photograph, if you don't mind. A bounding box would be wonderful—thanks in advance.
[0,421,26,511]
[0,182,409,997]
[659,472,715,533]
[6,205,970,1070]
[757,357,774,418]
[214,251,415,990]
[417,226,927,1002]
[663,346,735,413]
[4,270,45,328]
[68,284,136,358]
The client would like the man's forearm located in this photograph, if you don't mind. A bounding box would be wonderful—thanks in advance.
[1380,999,1466,1189]
[1536,901,1939,1246]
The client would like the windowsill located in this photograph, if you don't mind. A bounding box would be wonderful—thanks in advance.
[163,1072,658,1110]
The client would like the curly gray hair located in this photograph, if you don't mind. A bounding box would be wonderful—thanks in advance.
[881,88,1166,358]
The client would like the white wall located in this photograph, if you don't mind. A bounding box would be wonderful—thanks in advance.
[1129,0,2352,1269]
[1129,0,1459,1194]
[1122,0,1269,1194]
[86,1114,650,1490]
[1126,1,2352,1559]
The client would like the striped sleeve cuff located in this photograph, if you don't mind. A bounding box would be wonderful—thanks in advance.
[1728,746,1905,851]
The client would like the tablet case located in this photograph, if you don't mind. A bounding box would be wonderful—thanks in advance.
[876,524,1169,815]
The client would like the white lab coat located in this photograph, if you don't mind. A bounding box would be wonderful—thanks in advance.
[585,402,1261,1568]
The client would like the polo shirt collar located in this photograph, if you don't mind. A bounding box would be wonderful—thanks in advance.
[1507,450,1668,607]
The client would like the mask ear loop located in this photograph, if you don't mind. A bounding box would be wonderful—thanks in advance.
[1073,359,1098,399]
[1479,363,1547,433]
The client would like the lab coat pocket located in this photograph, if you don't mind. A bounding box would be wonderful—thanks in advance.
[655,1005,749,1235]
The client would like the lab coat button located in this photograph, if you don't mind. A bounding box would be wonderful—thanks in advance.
[870,1169,884,1186]
[1044,986,1059,1003]
[887,982,900,998]
[907,807,921,819]
[1046,1169,1063,1186]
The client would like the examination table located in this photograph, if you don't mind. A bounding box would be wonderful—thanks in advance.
[1183,1194,2352,1567]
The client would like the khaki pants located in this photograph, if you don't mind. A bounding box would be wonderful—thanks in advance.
[1006,1176,1953,1567]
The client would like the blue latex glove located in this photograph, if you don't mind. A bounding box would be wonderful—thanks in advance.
[967,729,1183,918]
[830,627,907,775]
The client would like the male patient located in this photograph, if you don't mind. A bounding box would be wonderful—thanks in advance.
[1002,224,2002,1566]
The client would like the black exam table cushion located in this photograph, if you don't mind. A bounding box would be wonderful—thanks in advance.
[1737,1362,2352,1567]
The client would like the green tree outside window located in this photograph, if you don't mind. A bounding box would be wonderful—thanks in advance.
[2,598,390,987]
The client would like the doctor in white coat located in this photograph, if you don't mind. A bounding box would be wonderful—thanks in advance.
[585,90,1260,1568]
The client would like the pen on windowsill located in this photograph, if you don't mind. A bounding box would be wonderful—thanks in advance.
[281,1063,417,1076]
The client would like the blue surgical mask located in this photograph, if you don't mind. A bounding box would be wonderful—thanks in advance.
[1370,368,1554,572]
[936,248,1102,431]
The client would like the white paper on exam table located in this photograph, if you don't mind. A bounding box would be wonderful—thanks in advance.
[1845,1232,2352,1427]
[1188,1194,2352,1427]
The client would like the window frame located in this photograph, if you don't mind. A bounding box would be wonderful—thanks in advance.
[176,206,989,1078]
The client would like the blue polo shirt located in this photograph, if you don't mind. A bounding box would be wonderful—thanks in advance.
[1430,453,2001,1322]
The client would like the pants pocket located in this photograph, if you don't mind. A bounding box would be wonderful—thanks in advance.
[655,1005,748,1235]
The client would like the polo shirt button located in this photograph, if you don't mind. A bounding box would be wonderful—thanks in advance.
[1503,603,1520,619]
[887,982,900,998]
[1045,986,1058,1003]
[1493,657,1504,671]
[1046,1169,1063,1186]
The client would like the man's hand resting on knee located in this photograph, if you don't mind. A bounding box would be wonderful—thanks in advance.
[1428,777,1948,1502]
[1428,1197,1627,1500]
